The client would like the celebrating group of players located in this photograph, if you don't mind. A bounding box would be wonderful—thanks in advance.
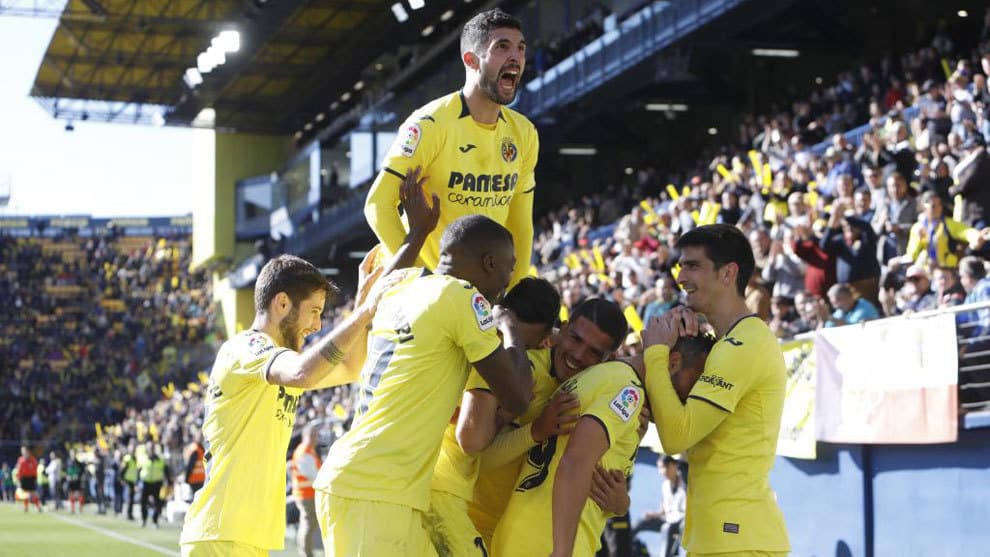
[178,9,790,557]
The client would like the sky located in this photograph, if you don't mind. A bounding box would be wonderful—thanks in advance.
[0,16,197,218]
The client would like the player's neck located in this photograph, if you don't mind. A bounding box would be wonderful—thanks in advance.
[704,295,751,339]
[460,85,501,125]
[250,316,287,349]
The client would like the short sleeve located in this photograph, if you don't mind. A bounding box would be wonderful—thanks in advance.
[579,364,644,447]
[687,341,759,413]
[218,333,290,392]
[442,285,502,364]
[380,115,442,179]
[465,368,491,391]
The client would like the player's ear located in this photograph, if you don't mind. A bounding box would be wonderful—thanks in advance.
[272,292,291,315]
[462,50,480,71]
[668,351,683,375]
[482,252,496,272]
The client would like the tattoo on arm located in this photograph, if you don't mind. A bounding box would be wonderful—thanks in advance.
[319,341,345,366]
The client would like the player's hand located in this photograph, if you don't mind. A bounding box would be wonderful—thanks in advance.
[531,391,580,443]
[353,245,384,310]
[400,166,440,240]
[589,466,630,516]
[492,304,519,334]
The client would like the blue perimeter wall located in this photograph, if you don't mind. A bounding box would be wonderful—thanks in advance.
[633,425,990,557]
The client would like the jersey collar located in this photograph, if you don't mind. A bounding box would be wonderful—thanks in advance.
[458,91,506,122]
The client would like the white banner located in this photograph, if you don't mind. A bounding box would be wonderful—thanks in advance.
[777,339,816,459]
[815,313,958,444]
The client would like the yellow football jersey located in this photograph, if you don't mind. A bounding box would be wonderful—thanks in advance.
[677,316,791,553]
[180,330,300,550]
[467,348,557,542]
[365,91,539,286]
[492,361,644,557]
[314,270,502,511]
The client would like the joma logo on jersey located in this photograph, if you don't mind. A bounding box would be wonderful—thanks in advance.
[447,172,518,192]
[698,374,735,391]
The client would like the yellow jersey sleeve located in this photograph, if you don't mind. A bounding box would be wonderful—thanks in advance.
[576,364,645,449]
[465,368,490,391]
[365,114,444,258]
[442,286,501,364]
[216,331,290,394]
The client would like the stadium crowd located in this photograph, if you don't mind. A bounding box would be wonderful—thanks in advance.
[3,9,990,557]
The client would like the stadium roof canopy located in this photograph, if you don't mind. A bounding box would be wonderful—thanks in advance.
[18,0,448,133]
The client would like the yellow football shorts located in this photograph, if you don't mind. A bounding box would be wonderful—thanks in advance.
[316,491,439,557]
[423,490,489,557]
[180,541,267,557]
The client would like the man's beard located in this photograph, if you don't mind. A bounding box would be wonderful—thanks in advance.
[279,305,302,351]
[480,69,517,105]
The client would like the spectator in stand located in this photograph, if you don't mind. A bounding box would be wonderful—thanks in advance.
[762,230,806,298]
[823,283,880,326]
[746,270,772,322]
[768,295,801,338]
[891,265,938,314]
[854,188,876,223]
[642,275,680,323]
[793,291,825,333]
[820,202,882,306]
[873,172,918,264]
[894,191,987,269]
[950,134,990,227]
[861,166,887,210]
[934,266,967,307]
[183,431,206,502]
[792,222,837,298]
[290,424,322,557]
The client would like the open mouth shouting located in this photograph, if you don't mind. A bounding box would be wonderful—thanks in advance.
[498,66,521,96]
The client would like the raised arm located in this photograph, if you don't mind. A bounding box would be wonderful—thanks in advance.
[472,306,534,416]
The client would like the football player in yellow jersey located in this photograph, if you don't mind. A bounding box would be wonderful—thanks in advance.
[468,298,635,549]
[491,299,643,557]
[314,214,535,557]
[365,9,537,287]
[180,173,439,557]
[642,224,791,557]
[425,277,562,557]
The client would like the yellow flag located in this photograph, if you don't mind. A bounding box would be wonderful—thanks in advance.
[528,265,539,277]
[672,263,681,280]
[762,164,773,187]
[639,199,654,215]
[592,246,606,272]
[559,304,570,323]
[198,371,209,385]
[807,191,819,209]
[690,210,701,224]
[682,186,691,198]
[187,382,200,393]
[747,150,762,173]
[808,180,817,191]
[666,184,680,200]
[941,58,952,79]
[624,306,645,333]
[716,164,736,183]
[333,403,348,419]
[565,253,581,269]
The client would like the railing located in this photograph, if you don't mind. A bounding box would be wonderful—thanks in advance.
[518,0,747,118]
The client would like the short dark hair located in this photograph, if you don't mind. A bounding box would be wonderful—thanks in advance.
[461,8,522,56]
[676,224,755,297]
[959,256,987,280]
[502,277,561,330]
[569,297,628,351]
[440,214,514,256]
[662,455,678,466]
[254,254,338,313]
[672,334,716,374]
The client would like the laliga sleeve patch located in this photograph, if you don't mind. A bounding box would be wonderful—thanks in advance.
[471,292,495,331]
[247,334,274,357]
[399,122,422,157]
[609,386,643,423]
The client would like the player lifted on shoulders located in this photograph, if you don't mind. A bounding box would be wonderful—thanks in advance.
[365,8,538,287]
